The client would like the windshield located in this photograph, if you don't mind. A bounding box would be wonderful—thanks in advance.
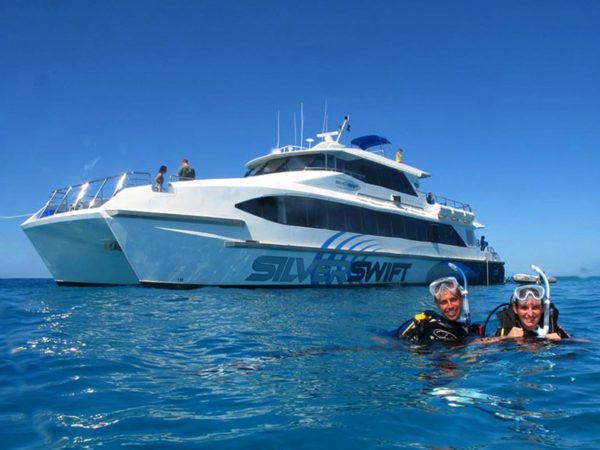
[245,152,416,196]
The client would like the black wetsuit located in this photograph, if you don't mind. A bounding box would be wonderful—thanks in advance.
[396,310,482,344]
[494,304,570,338]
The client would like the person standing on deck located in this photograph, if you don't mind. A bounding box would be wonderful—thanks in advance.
[395,148,403,163]
[177,159,196,180]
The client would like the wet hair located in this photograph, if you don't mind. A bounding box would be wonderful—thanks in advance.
[159,165,167,173]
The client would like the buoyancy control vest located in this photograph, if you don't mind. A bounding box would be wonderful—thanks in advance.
[397,310,482,343]
[495,304,569,338]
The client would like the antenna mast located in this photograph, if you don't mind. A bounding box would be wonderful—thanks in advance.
[294,113,297,147]
[300,102,304,148]
[322,100,328,133]
[276,110,280,148]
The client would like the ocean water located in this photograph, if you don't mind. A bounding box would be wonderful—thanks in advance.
[1,278,599,449]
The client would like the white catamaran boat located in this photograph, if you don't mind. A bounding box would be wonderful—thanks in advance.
[22,117,504,288]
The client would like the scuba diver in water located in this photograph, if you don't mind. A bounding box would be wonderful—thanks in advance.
[396,276,483,344]
[489,284,570,340]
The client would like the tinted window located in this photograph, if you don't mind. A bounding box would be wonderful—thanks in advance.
[262,158,286,174]
[345,158,416,195]
[236,196,279,222]
[391,214,405,238]
[286,155,311,171]
[345,207,362,233]
[326,201,345,230]
[235,196,465,247]
[361,208,378,236]
[405,217,417,241]
[428,223,440,243]
[308,153,326,169]
[246,153,417,196]
[347,159,379,185]
[284,196,307,227]
[377,211,392,237]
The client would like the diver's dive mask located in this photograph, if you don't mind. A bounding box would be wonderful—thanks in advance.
[428,276,465,299]
[512,284,546,304]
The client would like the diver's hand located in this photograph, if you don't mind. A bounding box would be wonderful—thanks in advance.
[506,327,524,338]
[545,332,562,341]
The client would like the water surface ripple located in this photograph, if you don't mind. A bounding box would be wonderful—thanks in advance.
[1,278,599,449]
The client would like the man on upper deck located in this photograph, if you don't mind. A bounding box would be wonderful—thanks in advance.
[177,159,196,180]
[479,236,488,252]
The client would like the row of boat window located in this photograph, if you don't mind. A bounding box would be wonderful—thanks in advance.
[245,153,417,196]
[235,196,467,247]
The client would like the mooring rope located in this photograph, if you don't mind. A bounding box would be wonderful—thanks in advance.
[0,213,34,219]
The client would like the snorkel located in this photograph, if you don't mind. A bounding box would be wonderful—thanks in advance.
[448,263,470,325]
[531,265,551,337]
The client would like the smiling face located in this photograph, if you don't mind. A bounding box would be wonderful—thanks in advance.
[435,290,463,322]
[512,298,543,331]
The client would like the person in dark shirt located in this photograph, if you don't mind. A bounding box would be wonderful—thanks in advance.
[479,236,488,251]
[177,158,196,180]
[396,276,482,344]
[154,165,167,192]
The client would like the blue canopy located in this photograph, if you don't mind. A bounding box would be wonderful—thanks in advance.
[350,135,391,150]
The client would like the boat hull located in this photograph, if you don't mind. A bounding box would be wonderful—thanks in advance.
[107,214,504,288]
[22,213,139,285]
[512,273,557,284]
[139,251,505,288]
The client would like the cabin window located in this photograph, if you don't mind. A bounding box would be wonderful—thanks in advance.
[246,154,418,196]
[391,214,405,238]
[285,196,308,227]
[307,154,326,169]
[334,157,348,176]
[361,208,378,236]
[427,224,440,243]
[326,201,345,230]
[263,159,287,174]
[236,196,466,247]
[377,212,393,237]
[465,229,476,247]
[344,207,362,233]
[286,156,312,171]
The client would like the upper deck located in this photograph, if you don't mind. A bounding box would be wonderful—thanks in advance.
[245,119,474,218]
[25,117,476,227]
[30,172,151,220]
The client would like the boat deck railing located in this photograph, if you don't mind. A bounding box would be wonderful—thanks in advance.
[272,145,306,153]
[272,143,389,158]
[484,246,502,262]
[38,171,151,219]
[169,175,196,182]
[420,191,472,212]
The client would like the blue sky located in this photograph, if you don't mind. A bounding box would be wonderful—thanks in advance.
[1,0,599,278]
